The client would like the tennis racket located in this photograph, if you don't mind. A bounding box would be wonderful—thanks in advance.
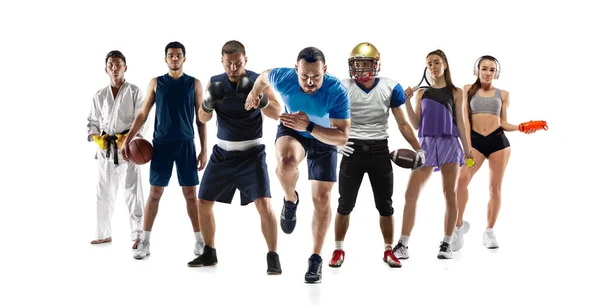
[405,67,432,98]
[411,67,432,92]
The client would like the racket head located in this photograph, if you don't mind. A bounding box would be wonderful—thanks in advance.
[411,67,431,92]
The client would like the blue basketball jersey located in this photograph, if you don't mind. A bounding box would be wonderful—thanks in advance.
[153,73,196,144]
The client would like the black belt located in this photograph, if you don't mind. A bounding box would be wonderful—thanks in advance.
[348,138,388,154]
[349,138,388,145]
[101,129,130,165]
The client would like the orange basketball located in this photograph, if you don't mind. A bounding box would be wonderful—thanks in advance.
[128,138,153,165]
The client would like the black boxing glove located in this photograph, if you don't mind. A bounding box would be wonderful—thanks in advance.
[236,77,254,99]
[202,82,225,113]
[258,92,269,109]
[238,76,269,109]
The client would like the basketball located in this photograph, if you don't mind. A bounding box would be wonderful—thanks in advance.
[389,149,417,169]
[128,138,153,165]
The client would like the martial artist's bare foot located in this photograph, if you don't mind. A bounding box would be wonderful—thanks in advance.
[132,237,141,249]
[91,237,112,245]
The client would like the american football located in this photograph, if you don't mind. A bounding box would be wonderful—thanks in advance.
[389,149,417,169]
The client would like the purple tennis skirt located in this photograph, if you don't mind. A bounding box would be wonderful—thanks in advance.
[419,136,465,171]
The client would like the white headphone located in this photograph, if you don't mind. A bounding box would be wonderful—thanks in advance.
[473,55,501,79]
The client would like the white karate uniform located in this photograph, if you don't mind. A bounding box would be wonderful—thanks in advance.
[87,81,145,241]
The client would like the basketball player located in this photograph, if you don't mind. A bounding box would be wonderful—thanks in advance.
[392,50,472,260]
[87,50,145,252]
[328,43,424,269]
[453,55,536,251]
[121,41,207,260]
[245,47,351,283]
[187,40,282,275]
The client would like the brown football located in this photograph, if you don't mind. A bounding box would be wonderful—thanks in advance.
[389,149,416,169]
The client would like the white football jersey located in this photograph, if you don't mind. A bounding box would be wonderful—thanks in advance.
[341,77,406,140]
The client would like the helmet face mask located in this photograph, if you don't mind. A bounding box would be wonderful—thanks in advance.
[348,42,380,83]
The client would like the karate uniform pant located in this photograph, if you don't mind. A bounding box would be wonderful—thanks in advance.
[95,151,144,241]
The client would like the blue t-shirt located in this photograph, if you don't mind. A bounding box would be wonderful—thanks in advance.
[268,67,350,138]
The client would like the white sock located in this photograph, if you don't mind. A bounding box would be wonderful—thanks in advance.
[335,241,343,250]
[194,232,204,243]
[400,235,410,246]
[385,243,393,250]
[443,235,452,244]
[485,228,494,233]
[142,231,151,241]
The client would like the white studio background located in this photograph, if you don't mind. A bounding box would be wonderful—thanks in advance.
[0,0,596,307]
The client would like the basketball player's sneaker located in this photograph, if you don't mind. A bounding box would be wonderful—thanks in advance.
[133,240,150,260]
[194,240,204,256]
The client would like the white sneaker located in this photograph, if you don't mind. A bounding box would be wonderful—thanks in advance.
[482,229,499,249]
[450,221,470,251]
[437,241,453,259]
[134,240,150,260]
[194,240,205,256]
[393,241,410,259]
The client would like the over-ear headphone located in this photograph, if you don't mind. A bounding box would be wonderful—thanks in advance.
[473,55,501,79]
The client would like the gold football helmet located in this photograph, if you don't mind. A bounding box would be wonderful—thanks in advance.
[348,42,380,82]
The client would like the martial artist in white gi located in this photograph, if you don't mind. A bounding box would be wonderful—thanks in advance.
[87,50,145,249]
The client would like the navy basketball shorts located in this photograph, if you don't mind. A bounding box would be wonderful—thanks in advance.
[150,139,199,187]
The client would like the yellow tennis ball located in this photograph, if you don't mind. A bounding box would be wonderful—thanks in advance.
[466,158,475,168]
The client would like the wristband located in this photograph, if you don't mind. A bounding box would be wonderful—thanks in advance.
[306,121,315,133]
